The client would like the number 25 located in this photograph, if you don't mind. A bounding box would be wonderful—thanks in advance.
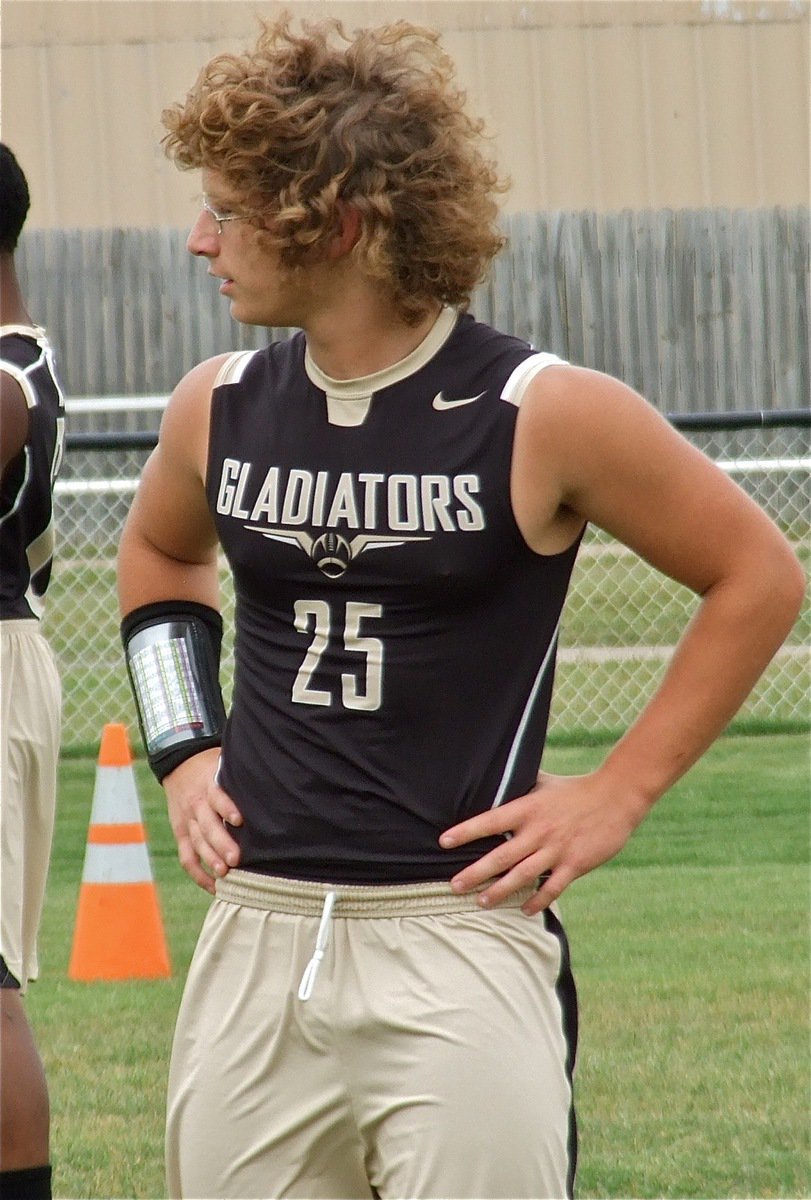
[293,600,383,711]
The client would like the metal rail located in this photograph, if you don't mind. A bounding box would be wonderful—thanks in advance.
[64,409,810,453]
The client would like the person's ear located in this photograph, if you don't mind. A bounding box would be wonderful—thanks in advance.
[327,201,362,260]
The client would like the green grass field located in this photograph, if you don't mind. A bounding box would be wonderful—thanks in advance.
[27,733,810,1199]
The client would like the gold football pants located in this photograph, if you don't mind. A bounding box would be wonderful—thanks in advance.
[166,869,577,1199]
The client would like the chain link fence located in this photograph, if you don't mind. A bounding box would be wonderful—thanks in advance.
[47,413,809,753]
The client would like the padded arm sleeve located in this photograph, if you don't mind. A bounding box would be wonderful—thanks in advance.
[121,600,227,783]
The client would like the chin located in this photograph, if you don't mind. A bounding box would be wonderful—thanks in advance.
[230,301,295,328]
[229,302,265,326]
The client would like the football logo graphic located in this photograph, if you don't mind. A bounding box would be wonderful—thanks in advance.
[311,532,353,578]
[244,525,430,578]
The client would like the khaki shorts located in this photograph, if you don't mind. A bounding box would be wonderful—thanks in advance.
[166,870,578,1199]
[0,620,61,990]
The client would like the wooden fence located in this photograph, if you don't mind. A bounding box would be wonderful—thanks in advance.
[18,206,809,419]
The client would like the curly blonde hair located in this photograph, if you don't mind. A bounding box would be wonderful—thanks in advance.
[162,16,508,324]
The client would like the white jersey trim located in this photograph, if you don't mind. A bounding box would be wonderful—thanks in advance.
[0,448,32,525]
[0,323,47,343]
[0,328,65,413]
[305,306,459,427]
[213,350,258,390]
[490,618,561,810]
[0,362,39,410]
[500,352,568,408]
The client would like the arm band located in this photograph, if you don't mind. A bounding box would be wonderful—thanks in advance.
[121,600,227,783]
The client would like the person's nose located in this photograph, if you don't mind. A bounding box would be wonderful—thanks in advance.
[187,210,219,257]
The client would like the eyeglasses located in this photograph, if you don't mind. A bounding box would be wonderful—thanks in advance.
[201,197,245,235]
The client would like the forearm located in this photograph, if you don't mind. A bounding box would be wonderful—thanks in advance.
[597,560,803,810]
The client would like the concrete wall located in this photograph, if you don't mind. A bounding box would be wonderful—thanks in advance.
[3,0,809,228]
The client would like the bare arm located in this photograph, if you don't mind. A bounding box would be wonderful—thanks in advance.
[117,354,243,892]
[441,367,805,912]
[117,357,226,615]
[0,371,30,474]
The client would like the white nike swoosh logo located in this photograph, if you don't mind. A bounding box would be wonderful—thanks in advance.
[432,391,486,410]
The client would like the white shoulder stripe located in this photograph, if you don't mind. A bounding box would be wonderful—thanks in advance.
[501,352,568,408]
[0,360,39,409]
[213,350,257,389]
[490,621,561,810]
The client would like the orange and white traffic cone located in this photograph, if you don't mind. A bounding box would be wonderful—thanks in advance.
[68,722,171,981]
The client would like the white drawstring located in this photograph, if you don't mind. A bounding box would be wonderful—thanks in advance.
[297,890,338,1001]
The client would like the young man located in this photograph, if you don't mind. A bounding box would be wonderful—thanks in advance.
[117,19,804,1200]
[0,144,66,1200]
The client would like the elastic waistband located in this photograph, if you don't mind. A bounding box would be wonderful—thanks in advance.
[217,869,537,917]
[0,619,43,637]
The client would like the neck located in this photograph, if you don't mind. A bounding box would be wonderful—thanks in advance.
[302,270,442,381]
[0,255,33,327]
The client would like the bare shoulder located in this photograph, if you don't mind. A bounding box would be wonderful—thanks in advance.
[517,363,673,460]
[0,369,30,470]
[512,363,792,592]
[160,353,234,437]
[139,351,235,517]
[125,354,235,563]
[516,362,713,507]
[156,353,234,478]
[511,363,666,554]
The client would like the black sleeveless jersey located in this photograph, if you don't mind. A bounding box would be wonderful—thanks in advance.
[207,310,581,883]
[0,326,66,620]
